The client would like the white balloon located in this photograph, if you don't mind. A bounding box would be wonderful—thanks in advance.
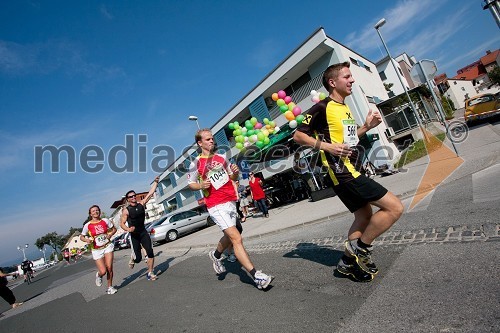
[241,127,247,133]
[311,90,317,95]
[289,120,297,128]
[274,126,280,132]
[244,136,249,142]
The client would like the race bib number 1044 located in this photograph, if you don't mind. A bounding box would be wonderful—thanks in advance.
[207,167,229,190]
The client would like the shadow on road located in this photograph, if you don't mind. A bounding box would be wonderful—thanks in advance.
[282,243,344,267]
[216,261,256,288]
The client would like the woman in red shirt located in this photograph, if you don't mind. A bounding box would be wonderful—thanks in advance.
[81,205,117,295]
[248,172,269,218]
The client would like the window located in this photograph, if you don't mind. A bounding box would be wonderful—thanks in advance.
[170,214,183,223]
[284,71,311,96]
[364,65,372,72]
[379,71,387,80]
[398,68,404,76]
[184,211,198,218]
[349,57,359,66]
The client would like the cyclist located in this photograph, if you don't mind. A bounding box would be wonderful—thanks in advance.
[20,259,34,282]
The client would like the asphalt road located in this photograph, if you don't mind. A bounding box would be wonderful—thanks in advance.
[1,119,499,332]
[2,175,499,332]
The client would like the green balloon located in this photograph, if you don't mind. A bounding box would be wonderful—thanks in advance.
[234,129,242,136]
[257,132,265,141]
[246,122,254,130]
[250,117,257,125]
[234,121,239,127]
[228,122,235,130]
[247,129,255,136]
[263,137,270,145]
[296,114,305,124]
[256,141,265,148]
[269,121,275,127]
[235,142,243,150]
[280,105,289,113]
[263,118,269,124]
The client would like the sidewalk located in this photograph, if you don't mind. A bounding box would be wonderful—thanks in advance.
[159,121,500,251]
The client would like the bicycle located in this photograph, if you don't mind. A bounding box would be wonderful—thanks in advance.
[24,270,34,284]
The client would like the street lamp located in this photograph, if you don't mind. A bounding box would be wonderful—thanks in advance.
[188,115,200,129]
[17,244,28,261]
[374,18,425,132]
[40,247,47,263]
[483,0,500,28]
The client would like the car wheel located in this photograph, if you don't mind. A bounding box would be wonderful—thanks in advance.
[207,216,216,226]
[166,230,178,242]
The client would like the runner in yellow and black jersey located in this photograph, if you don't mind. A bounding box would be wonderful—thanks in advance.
[294,61,404,283]
[297,96,363,186]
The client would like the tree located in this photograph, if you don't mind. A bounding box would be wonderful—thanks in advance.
[383,82,394,92]
[66,227,82,239]
[35,232,66,254]
[441,95,454,118]
[487,66,500,86]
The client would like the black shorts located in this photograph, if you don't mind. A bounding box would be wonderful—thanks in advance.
[334,175,388,213]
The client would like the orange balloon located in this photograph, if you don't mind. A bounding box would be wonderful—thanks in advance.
[284,111,295,121]
[271,93,279,101]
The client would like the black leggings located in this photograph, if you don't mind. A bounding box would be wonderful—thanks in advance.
[0,286,15,305]
[130,230,154,263]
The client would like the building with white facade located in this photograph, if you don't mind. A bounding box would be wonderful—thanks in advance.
[375,55,412,97]
[443,79,477,110]
[155,28,399,213]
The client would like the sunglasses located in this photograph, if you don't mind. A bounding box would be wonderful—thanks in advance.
[127,194,136,199]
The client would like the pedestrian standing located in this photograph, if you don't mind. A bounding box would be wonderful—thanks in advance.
[293,62,404,282]
[236,180,250,221]
[81,205,118,294]
[187,129,273,290]
[248,172,269,218]
[120,177,160,281]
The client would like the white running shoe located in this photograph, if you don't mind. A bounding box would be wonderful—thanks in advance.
[106,286,118,294]
[208,250,226,274]
[95,272,102,287]
[254,271,274,290]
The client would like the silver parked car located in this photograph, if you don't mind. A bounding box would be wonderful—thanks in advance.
[148,210,214,243]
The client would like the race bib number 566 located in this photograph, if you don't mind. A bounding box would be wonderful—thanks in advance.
[342,119,359,147]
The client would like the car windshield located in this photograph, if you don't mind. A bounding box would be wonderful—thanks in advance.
[468,95,494,106]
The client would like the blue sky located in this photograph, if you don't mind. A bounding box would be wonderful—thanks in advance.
[0,0,498,266]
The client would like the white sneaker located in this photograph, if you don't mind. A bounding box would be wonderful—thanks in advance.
[254,270,274,290]
[106,286,117,294]
[208,250,226,274]
[227,253,237,263]
[95,272,102,287]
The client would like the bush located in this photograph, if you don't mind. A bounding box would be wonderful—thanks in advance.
[441,95,454,118]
